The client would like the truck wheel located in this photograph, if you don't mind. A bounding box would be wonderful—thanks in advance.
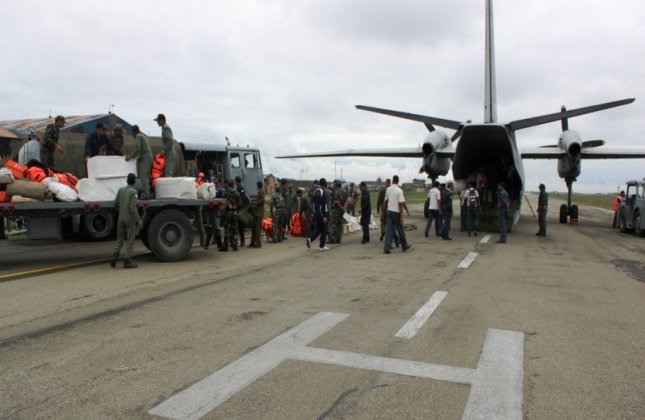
[140,228,151,250]
[559,204,568,224]
[618,209,628,233]
[634,213,644,237]
[147,209,193,262]
[83,212,115,241]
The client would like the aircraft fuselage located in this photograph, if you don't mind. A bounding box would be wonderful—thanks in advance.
[452,124,524,226]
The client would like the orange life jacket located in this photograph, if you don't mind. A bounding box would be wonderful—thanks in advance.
[26,166,48,183]
[150,154,165,187]
[613,195,623,212]
[4,160,28,179]
[0,191,10,203]
[196,172,205,187]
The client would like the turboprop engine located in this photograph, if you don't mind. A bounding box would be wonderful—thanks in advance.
[557,129,582,179]
[420,129,451,180]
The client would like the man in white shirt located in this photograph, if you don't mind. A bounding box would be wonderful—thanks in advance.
[424,181,442,237]
[383,175,411,254]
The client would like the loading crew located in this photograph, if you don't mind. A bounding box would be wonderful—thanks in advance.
[85,122,123,161]
[126,125,153,199]
[612,190,625,228]
[154,114,175,177]
[41,115,65,167]
[110,173,143,269]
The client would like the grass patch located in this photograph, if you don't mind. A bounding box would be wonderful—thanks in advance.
[550,192,614,210]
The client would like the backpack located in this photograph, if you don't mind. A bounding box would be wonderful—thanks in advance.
[467,190,478,207]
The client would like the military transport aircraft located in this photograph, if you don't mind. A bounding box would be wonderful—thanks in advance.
[277,0,645,228]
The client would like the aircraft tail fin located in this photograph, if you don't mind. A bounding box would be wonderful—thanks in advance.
[484,0,497,123]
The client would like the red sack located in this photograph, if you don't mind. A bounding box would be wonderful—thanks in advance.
[290,213,304,236]
[0,191,10,203]
[262,217,273,240]
[151,153,165,187]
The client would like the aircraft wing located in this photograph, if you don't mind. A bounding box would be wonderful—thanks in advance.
[508,98,635,131]
[521,146,645,159]
[580,148,645,159]
[355,105,463,130]
[276,147,423,159]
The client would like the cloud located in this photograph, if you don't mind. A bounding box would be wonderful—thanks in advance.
[1,0,644,192]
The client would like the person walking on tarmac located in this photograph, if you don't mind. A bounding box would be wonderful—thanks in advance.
[464,182,480,237]
[359,181,371,244]
[612,190,625,228]
[306,178,329,251]
[111,173,143,269]
[536,183,549,236]
[250,181,265,248]
[235,176,249,246]
[154,114,175,177]
[126,125,153,199]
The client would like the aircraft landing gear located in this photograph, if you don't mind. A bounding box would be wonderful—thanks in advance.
[560,178,579,224]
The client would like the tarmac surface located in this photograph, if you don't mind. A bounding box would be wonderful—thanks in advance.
[0,194,644,419]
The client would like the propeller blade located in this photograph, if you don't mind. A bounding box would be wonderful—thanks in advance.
[581,139,605,148]
[560,105,568,131]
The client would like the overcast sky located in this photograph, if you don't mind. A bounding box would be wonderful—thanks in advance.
[1,0,644,193]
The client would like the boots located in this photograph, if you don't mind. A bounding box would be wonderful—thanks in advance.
[123,259,138,269]
[110,252,118,268]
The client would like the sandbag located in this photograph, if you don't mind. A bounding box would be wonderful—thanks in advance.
[155,177,197,199]
[0,167,14,184]
[43,178,79,202]
[11,195,42,203]
[342,212,362,233]
[87,156,137,179]
[5,179,52,201]
[76,177,127,202]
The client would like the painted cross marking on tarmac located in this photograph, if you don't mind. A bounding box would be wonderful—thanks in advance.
[149,312,524,420]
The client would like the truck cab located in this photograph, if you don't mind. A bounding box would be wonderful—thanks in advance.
[180,142,264,197]
[619,179,645,237]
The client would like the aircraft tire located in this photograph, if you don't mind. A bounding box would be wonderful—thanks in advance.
[570,204,579,220]
[82,211,115,241]
[559,204,568,224]
[147,209,193,262]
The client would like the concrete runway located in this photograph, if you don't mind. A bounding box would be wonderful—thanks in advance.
[1,194,644,419]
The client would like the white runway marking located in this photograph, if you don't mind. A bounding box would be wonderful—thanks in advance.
[479,234,491,244]
[458,252,479,269]
[149,312,524,420]
[395,291,448,339]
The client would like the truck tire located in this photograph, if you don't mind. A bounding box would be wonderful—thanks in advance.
[634,213,644,237]
[83,212,115,241]
[618,209,628,233]
[559,204,568,224]
[147,209,193,262]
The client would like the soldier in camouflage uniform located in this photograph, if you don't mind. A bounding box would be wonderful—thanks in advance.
[329,180,347,244]
[154,113,175,177]
[108,124,126,155]
[222,180,240,251]
[110,173,143,269]
[126,125,153,199]
[40,115,65,167]
[270,186,287,242]
[536,183,548,236]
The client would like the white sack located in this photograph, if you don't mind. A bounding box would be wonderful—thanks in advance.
[87,156,137,179]
[342,212,362,233]
[0,167,14,184]
[43,178,79,202]
[155,177,197,199]
[196,182,216,199]
[77,177,127,201]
